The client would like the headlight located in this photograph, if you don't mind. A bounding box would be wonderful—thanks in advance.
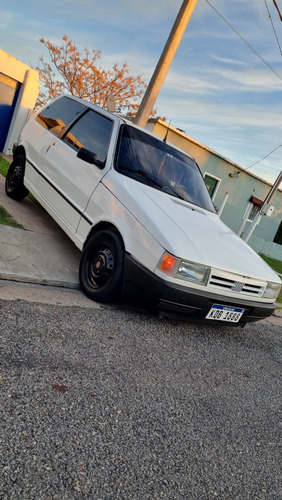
[262,282,281,300]
[157,252,210,285]
[177,260,210,284]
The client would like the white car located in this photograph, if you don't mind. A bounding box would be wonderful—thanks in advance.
[5,95,281,325]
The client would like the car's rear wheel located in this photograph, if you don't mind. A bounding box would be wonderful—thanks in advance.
[79,230,124,302]
[5,155,29,201]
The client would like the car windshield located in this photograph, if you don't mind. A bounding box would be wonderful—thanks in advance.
[115,124,215,212]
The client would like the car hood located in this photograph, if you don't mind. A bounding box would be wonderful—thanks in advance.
[103,172,280,283]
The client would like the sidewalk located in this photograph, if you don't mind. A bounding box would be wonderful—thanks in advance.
[0,173,81,288]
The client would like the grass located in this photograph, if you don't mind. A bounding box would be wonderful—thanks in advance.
[260,254,282,305]
[0,156,40,207]
[0,156,38,228]
[259,254,282,275]
[0,157,24,228]
[0,158,19,226]
[0,205,24,228]
[0,156,10,177]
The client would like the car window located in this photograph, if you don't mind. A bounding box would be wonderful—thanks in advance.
[63,109,113,164]
[36,97,86,137]
[116,125,215,212]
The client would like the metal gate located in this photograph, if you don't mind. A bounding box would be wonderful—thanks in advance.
[0,73,20,151]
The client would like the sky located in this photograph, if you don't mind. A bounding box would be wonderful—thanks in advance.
[1,0,282,185]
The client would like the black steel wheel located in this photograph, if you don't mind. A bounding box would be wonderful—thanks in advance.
[5,155,29,201]
[79,230,124,302]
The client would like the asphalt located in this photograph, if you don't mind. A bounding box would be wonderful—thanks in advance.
[0,155,281,321]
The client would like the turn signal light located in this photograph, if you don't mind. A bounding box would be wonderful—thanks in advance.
[159,253,177,273]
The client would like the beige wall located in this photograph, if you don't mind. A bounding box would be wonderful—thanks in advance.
[0,49,40,154]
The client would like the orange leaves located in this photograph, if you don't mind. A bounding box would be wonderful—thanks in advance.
[35,35,147,116]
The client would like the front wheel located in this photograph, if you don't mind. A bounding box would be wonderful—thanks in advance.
[5,155,29,201]
[79,230,124,303]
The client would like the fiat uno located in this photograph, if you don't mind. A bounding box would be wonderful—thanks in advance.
[5,95,281,325]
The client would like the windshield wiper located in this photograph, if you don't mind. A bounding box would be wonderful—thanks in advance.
[162,184,185,200]
[118,165,163,189]
[134,170,164,188]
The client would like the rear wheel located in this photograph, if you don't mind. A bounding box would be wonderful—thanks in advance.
[79,230,124,303]
[5,155,29,201]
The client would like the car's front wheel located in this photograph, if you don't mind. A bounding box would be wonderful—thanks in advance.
[79,230,124,302]
[5,155,29,201]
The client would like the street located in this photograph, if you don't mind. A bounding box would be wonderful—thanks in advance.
[1,281,281,499]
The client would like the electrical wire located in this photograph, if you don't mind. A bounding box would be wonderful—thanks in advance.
[203,0,282,171]
[246,142,282,169]
[204,0,282,80]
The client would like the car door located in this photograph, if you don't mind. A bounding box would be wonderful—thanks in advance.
[23,96,87,193]
[37,107,114,233]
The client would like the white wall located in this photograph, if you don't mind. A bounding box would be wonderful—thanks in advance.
[249,236,282,261]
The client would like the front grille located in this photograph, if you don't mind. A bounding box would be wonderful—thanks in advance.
[209,274,265,297]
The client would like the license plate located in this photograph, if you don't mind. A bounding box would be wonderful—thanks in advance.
[205,304,244,323]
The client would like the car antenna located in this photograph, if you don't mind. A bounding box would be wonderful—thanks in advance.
[163,120,171,143]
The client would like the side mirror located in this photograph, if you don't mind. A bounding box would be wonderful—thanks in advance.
[77,147,105,169]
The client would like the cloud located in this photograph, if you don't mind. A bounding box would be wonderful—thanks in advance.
[0,10,13,29]
[211,67,282,92]
[210,55,247,66]
[28,0,184,30]
[163,71,219,95]
[161,93,282,131]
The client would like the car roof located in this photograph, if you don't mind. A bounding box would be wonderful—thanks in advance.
[53,94,196,162]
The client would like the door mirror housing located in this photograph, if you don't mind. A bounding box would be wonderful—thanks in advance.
[77,147,105,169]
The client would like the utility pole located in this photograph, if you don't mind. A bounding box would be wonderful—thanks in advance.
[242,171,282,243]
[272,0,282,22]
[133,0,198,128]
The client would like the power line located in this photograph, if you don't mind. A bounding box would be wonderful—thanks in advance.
[203,1,282,172]
[204,0,282,81]
[246,142,282,170]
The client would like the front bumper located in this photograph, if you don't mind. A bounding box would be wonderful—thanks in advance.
[123,254,275,324]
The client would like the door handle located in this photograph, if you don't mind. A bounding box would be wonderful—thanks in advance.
[46,142,56,154]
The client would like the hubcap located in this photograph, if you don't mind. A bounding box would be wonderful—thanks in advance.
[89,247,114,288]
[9,165,21,189]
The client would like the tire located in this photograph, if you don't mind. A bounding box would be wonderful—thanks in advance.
[5,155,29,201]
[79,230,124,303]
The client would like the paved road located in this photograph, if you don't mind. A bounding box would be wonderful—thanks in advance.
[1,283,281,500]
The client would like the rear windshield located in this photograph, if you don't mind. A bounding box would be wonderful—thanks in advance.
[115,125,215,212]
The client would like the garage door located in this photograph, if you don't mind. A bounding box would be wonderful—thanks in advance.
[0,73,20,151]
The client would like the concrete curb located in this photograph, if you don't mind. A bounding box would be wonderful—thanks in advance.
[273,305,282,318]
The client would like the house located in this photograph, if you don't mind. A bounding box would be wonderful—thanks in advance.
[0,49,40,156]
[147,119,282,260]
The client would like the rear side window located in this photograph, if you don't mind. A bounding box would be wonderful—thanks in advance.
[63,109,113,164]
[36,97,86,137]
